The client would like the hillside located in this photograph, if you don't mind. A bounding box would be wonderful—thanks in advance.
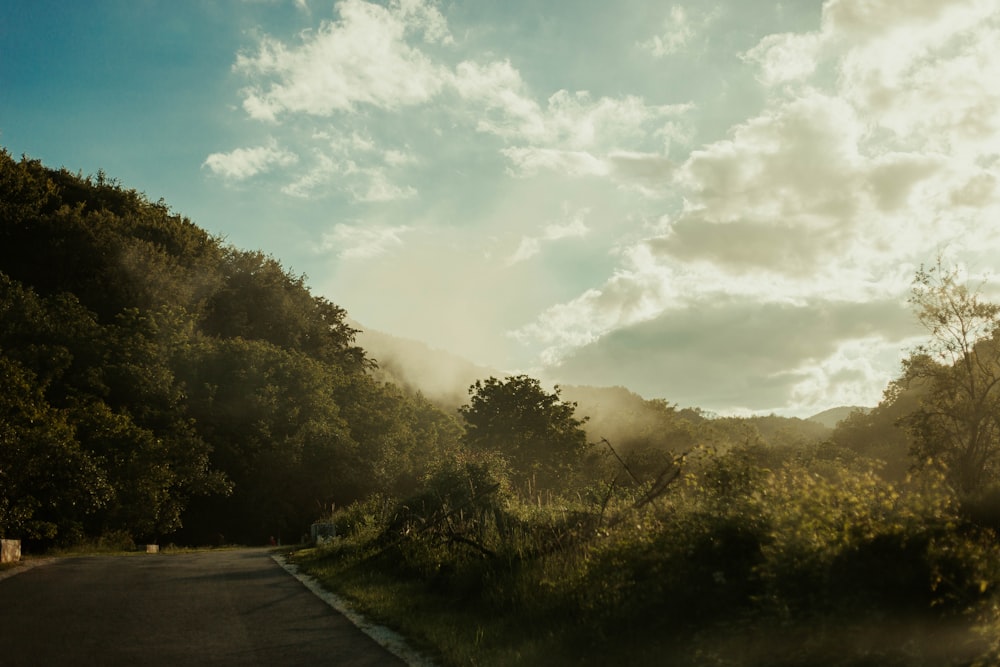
[355,326,839,464]
[0,148,847,551]
[0,149,465,546]
[353,323,501,408]
[808,405,870,429]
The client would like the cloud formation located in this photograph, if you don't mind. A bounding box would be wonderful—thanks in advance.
[517,0,1000,414]
[638,5,719,58]
[204,0,1000,416]
[507,209,590,265]
[202,140,297,180]
[280,131,418,201]
[236,0,451,120]
[215,0,687,202]
[552,298,921,413]
[322,222,415,259]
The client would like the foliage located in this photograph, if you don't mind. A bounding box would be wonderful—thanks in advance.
[300,444,1000,666]
[0,355,112,541]
[903,260,1000,494]
[336,375,465,499]
[830,385,918,481]
[0,148,457,546]
[562,386,699,485]
[459,375,590,491]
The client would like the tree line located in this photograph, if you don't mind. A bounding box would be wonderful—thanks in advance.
[0,150,465,547]
[0,148,853,549]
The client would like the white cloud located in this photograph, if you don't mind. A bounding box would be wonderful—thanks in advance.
[638,5,719,58]
[501,147,609,178]
[450,59,548,141]
[241,0,310,7]
[783,335,923,414]
[481,88,689,191]
[279,130,417,201]
[383,149,416,166]
[235,0,451,120]
[515,0,1000,414]
[463,83,689,151]
[640,6,691,57]
[202,140,298,180]
[283,159,416,202]
[742,32,823,86]
[547,298,920,415]
[822,0,969,38]
[353,170,417,202]
[321,222,414,259]
[210,0,1000,416]
[745,0,1000,157]
[512,242,680,363]
[393,0,453,44]
[507,211,590,265]
[227,1,689,200]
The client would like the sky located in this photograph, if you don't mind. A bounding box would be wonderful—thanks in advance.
[3,0,1000,417]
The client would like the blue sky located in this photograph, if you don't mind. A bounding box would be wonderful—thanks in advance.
[3,0,999,416]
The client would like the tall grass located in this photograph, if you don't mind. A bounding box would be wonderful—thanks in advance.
[294,448,1000,666]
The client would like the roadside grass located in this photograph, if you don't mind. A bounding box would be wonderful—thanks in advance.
[293,545,577,666]
[294,534,998,667]
[291,455,1000,667]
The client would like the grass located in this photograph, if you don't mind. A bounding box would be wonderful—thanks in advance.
[290,543,1000,667]
[289,460,1000,667]
[292,545,574,666]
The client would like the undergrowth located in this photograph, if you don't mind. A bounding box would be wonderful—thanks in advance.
[294,448,1000,666]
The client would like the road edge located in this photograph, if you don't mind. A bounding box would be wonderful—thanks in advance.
[0,558,56,583]
[272,554,438,667]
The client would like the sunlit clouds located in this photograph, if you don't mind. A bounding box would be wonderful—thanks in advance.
[638,5,720,58]
[203,140,298,180]
[322,223,415,260]
[235,0,451,120]
[509,0,1000,415]
[507,209,590,265]
[171,0,1000,416]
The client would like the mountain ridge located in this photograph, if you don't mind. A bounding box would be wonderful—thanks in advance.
[354,322,864,429]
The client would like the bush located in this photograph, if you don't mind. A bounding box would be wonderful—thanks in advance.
[300,444,1000,666]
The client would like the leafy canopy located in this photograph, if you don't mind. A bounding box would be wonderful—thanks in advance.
[459,375,589,489]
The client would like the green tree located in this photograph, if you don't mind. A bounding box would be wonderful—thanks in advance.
[903,260,1000,494]
[337,374,464,498]
[0,149,443,547]
[829,381,920,482]
[201,249,367,371]
[178,337,358,542]
[0,355,111,542]
[458,375,589,491]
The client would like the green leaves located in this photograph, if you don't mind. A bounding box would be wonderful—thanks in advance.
[459,375,589,491]
[0,356,112,540]
[0,150,402,545]
[904,260,1000,495]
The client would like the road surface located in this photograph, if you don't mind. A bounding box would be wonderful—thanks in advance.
[0,548,411,666]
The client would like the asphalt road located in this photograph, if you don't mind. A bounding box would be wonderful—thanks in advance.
[0,548,410,667]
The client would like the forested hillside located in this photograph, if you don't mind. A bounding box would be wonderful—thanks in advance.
[0,149,463,546]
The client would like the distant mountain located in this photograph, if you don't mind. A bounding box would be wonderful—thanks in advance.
[352,324,866,441]
[352,323,502,408]
[807,406,871,429]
